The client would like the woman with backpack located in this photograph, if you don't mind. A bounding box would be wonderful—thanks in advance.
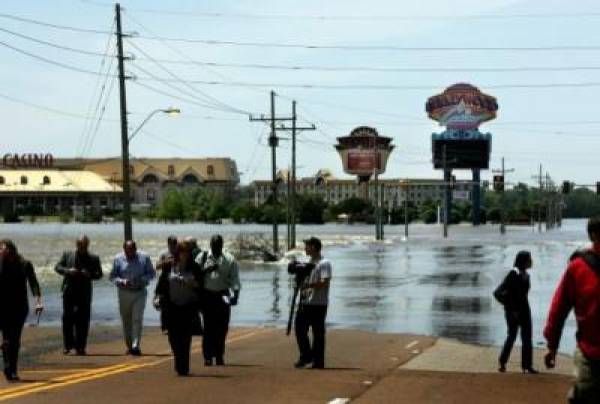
[494,250,538,374]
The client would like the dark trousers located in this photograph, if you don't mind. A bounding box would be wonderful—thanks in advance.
[165,303,197,375]
[1,307,27,375]
[62,291,92,352]
[202,291,230,361]
[499,307,532,369]
[295,304,327,367]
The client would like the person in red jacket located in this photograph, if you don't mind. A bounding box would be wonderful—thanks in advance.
[544,217,600,403]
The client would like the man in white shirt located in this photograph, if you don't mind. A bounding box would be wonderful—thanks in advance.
[294,237,331,369]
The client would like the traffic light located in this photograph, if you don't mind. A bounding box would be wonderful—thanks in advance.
[493,175,504,192]
[562,181,572,194]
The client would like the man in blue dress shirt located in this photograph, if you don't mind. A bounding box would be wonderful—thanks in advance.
[110,240,155,356]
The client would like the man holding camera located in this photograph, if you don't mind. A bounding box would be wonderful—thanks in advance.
[293,237,332,369]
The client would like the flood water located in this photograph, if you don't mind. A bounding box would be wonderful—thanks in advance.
[2,220,588,354]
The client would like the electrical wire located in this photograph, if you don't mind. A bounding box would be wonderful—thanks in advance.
[123,13,252,115]
[0,12,112,34]
[0,26,115,57]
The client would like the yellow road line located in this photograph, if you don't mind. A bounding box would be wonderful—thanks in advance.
[0,328,270,402]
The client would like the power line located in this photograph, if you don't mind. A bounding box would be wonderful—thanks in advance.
[132,57,600,74]
[0,12,112,34]
[134,35,600,52]
[0,26,115,57]
[0,40,118,76]
[126,40,248,115]
[123,12,252,115]
[78,3,600,21]
[78,19,117,157]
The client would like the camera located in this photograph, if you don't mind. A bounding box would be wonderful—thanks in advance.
[287,261,314,280]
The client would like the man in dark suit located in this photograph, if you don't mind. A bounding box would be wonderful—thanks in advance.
[55,235,102,355]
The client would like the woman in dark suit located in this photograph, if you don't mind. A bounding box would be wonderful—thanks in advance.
[496,250,538,374]
[0,239,43,382]
[154,241,203,376]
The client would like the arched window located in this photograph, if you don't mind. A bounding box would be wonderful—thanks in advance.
[182,174,199,184]
[20,176,28,185]
[142,174,159,184]
[43,175,51,185]
[168,165,175,176]
[207,165,215,176]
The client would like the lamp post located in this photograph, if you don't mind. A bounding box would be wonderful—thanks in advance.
[121,107,180,241]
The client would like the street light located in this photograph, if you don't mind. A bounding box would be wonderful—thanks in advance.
[128,107,181,141]
[121,106,180,241]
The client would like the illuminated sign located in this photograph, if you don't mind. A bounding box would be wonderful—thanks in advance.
[2,153,54,169]
[426,83,498,129]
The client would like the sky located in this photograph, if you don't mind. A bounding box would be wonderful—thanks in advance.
[2,0,600,186]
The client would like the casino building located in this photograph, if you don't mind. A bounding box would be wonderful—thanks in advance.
[252,169,474,209]
[0,155,240,217]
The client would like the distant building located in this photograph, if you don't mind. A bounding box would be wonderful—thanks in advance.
[54,157,240,206]
[252,169,474,209]
[0,169,121,215]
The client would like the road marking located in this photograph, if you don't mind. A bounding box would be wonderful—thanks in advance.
[405,340,419,350]
[0,328,270,402]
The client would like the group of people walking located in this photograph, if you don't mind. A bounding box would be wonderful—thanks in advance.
[0,233,243,381]
[495,217,600,403]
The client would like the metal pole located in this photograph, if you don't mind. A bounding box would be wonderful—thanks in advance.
[538,164,543,233]
[500,157,506,235]
[286,170,291,249]
[115,3,132,242]
[291,101,297,249]
[404,184,409,238]
[443,145,449,238]
[269,90,279,254]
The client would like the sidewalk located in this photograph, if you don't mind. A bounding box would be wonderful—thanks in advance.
[0,327,574,403]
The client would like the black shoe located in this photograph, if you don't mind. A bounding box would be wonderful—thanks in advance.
[204,359,213,366]
[294,359,312,369]
[75,349,86,356]
[498,364,506,373]
[130,347,142,356]
[63,348,72,355]
[523,367,539,374]
[4,368,19,382]
[311,363,324,369]
[215,357,224,366]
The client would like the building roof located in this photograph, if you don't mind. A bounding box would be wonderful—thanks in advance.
[54,157,239,184]
[0,170,121,193]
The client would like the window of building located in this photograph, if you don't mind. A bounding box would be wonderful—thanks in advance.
[142,174,159,184]
[182,174,199,184]
[147,189,156,202]
[168,165,175,176]
[43,175,51,185]
[129,165,134,175]
[20,176,28,185]
[207,165,215,176]
[0,176,4,185]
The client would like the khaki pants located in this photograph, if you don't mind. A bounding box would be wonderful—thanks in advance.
[117,288,147,350]
[570,348,600,404]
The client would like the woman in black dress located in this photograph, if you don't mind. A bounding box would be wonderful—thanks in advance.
[154,241,203,376]
[496,250,538,374]
[0,239,43,382]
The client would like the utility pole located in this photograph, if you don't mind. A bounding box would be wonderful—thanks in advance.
[492,157,515,235]
[532,164,544,233]
[115,3,132,242]
[443,145,449,238]
[250,91,294,256]
[277,100,316,250]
